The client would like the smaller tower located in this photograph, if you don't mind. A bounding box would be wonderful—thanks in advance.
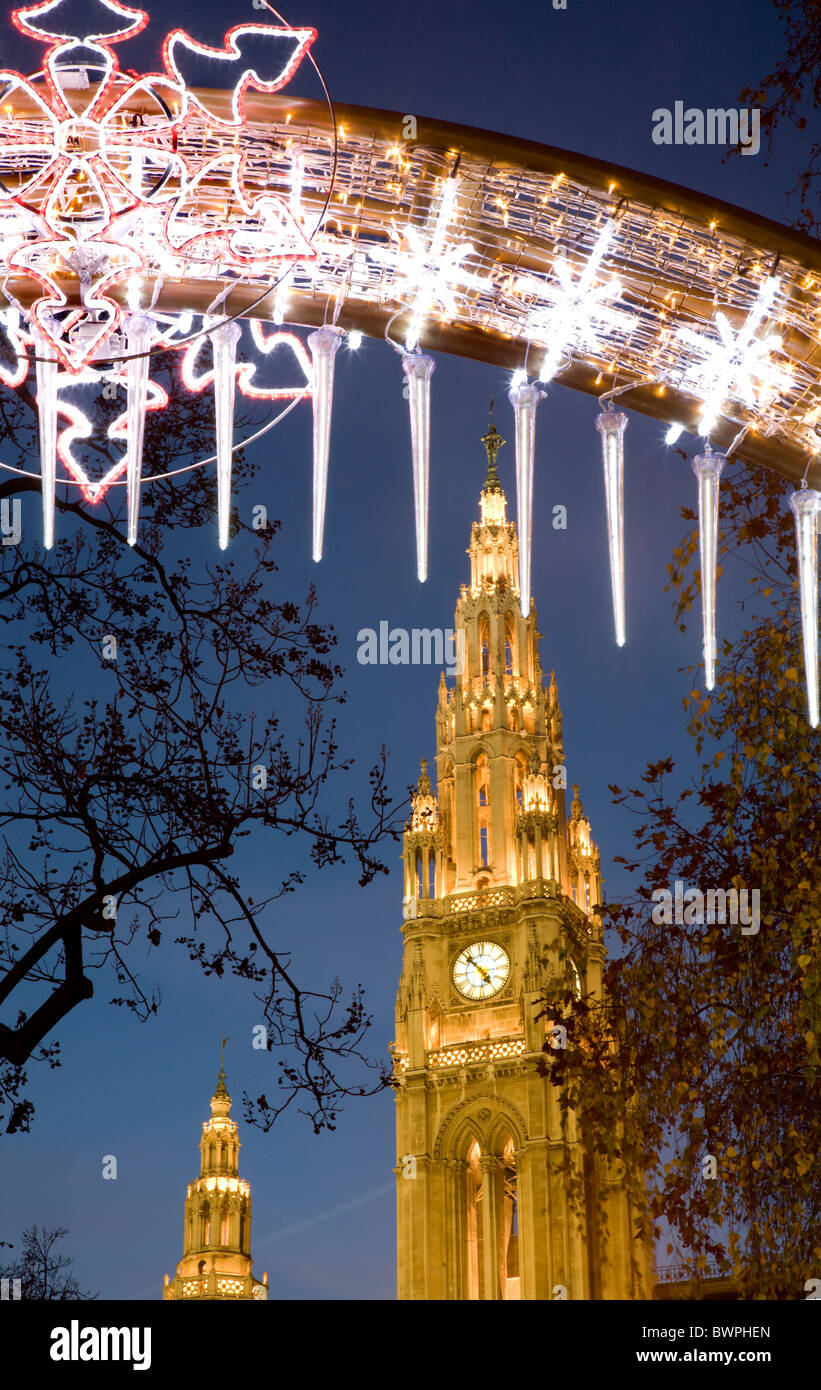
[163,1044,268,1301]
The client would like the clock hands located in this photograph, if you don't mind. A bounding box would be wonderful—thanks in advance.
[467,953,491,984]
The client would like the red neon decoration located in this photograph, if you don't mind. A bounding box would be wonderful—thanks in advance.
[13,0,149,45]
[0,0,322,517]
[162,23,317,126]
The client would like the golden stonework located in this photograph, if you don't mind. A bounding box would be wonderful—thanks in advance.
[393,425,653,1299]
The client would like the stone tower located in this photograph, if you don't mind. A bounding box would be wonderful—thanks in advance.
[392,420,650,1300]
[163,1052,268,1301]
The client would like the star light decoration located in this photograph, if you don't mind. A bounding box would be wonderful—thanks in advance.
[0,0,321,546]
[515,219,632,385]
[677,276,790,438]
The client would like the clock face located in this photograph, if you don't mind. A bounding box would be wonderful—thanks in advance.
[452,941,510,1001]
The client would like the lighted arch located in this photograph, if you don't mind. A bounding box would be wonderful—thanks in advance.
[433,1092,530,1160]
[120,91,821,486]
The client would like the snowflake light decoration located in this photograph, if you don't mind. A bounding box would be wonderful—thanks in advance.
[677,276,791,437]
[514,220,634,383]
[368,179,490,352]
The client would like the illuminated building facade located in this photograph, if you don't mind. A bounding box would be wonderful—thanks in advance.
[392,422,652,1300]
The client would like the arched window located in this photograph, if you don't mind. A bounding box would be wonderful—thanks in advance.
[201,1204,211,1247]
[441,761,454,863]
[501,1137,520,1300]
[514,752,527,806]
[221,1205,230,1247]
[464,1134,521,1300]
[478,764,489,806]
[479,614,491,677]
[504,614,516,675]
[465,1140,484,1301]
[239,1204,248,1253]
[475,755,491,869]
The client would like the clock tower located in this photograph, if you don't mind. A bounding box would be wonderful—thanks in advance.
[392,420,651,1300]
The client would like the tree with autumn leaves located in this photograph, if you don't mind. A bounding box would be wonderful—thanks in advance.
[541,456,820,1298]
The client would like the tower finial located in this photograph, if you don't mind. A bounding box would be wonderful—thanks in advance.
[481,400,505,492]
[215,1033,229,1097]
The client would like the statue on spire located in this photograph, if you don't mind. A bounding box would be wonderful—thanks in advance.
[481,399,505,493]
[215,1033,229,1097]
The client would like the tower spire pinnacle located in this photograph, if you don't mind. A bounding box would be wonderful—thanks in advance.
[215,1033,229,1099]
[481,400,504,493]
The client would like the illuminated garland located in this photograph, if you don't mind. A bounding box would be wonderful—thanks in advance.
[0,0,320,541]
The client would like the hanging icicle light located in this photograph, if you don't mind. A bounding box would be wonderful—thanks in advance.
[124,313,154,547]
[789,487,821,729]
[402,352,436,582]
[307,325,343,563]
[508,374,543,617]
[211,321,243,551]
[34,332,57,550]
[691,447,726,690]
[595,406,628,646]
